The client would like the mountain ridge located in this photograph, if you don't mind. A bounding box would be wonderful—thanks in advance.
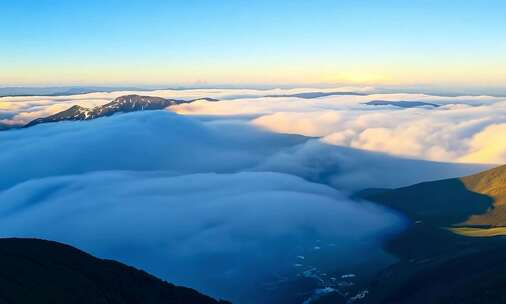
[24,94,218,128]
[360,164,506,229]
[364,100,440,108]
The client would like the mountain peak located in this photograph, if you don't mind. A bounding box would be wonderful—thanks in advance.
[22,94,220,128]
[25,95,178,128]
[111,94,169,104]
[68,104,87,110]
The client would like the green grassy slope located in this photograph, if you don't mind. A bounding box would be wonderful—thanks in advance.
[362,165,506,228]
[360,165,506,303]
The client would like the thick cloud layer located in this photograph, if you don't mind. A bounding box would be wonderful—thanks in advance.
[0,98,495,302]
[171,92,506,164]
[0,111,483,191]
[3,87,504,164]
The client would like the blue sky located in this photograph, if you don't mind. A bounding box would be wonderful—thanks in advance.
[1,0,505,87]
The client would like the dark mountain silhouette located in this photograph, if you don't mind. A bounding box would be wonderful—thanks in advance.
[266,91,367,99]
[24,95,217,128]
[373,239,506,304]
[0,86,149,97]
[364,100,439,108]
[0,238,229,304]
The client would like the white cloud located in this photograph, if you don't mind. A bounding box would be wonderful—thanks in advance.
[170,92,506,164]
[459,124,506,163]
[4,88,504,164]
[0,111,483,191]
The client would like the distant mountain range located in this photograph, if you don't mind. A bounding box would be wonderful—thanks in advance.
[264,92,441,107]
[364,100,439,108]
[24,95,218,128]
[266,91,367,99]
[0,238,229,304]
[0,86,153,97]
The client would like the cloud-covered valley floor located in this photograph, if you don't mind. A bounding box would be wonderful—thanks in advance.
[0,87,503,303]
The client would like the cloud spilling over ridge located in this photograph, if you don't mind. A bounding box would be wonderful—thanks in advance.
[171,93,506,164]
[253,138,488,190]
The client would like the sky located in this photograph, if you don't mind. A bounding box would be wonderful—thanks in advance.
[1,0,506,87]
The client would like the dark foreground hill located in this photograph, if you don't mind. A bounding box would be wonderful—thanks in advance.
[371,233,506,304]
[0,238,229,304]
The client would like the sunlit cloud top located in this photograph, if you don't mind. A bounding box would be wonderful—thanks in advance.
[2,0,506,87]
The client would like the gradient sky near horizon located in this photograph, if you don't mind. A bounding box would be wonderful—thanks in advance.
[1,0,506,87]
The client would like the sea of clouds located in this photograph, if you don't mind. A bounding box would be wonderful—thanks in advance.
[0,87,502,303]
[171,91,506,165]
[2,87,504,164]
[0,87,370,125]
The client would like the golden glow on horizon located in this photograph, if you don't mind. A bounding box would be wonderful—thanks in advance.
[0,102,9,110]
[2,60,506,87]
